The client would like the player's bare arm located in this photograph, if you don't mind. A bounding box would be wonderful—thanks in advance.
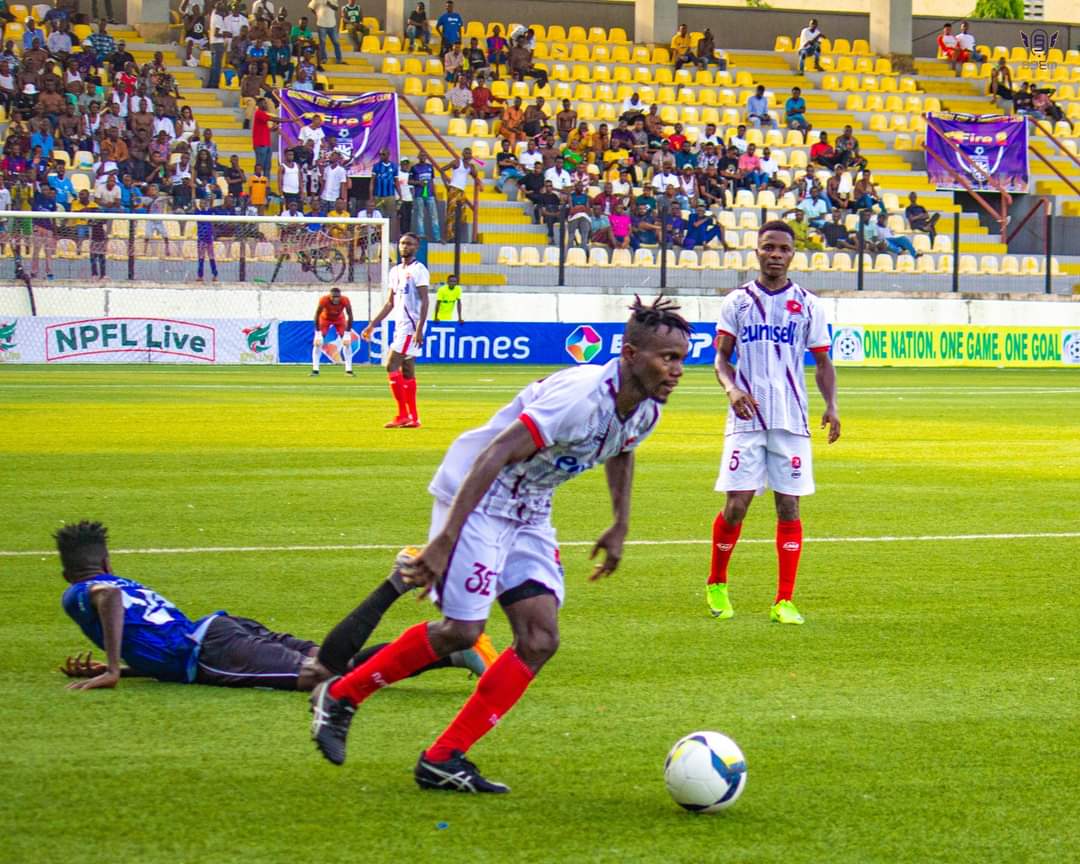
[590,451,634,580]
[414,283,429,347]
[68,585,124,690]
[60,650,146,680]
[401,420,540,593]
[361,286,395,341]
[714,334,757,421]
[814,350,841,443]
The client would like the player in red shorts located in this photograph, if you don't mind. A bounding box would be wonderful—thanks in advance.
[312,286,355,376]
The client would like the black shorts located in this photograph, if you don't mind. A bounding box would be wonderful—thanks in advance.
[194,615,318,690]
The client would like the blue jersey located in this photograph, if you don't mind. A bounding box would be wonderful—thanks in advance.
[61,575,221,683]
[436,11,463,43]
[371,160,397,198]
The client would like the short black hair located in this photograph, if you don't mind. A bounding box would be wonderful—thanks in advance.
[54,520,108,572]
[624,294,692,347]
[758,219,795,239]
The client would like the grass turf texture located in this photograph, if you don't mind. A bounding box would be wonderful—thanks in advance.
[1,364,1078,864]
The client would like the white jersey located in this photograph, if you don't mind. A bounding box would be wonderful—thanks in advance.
[429,359,662,525]
[387,259,430,335]
[716,279,830,437]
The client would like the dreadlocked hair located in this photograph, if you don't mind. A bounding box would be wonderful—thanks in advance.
[624,294,693,347]
[54,520,109,572]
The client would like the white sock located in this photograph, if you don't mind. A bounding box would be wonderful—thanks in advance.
[312,343,321,372]
[344,346,353,372]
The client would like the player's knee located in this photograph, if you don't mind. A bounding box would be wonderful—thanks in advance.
[431,619,483,653]
[724,496,751,524]
[775,494,800,521]
[516,623,560,666]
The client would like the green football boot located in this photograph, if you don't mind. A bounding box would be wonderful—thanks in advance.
[706,583,734,619]
[769,599,805,625]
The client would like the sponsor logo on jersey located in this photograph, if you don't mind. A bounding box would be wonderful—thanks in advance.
[791,456,801,469]
[740,321,797,346]
[786,299,803,315]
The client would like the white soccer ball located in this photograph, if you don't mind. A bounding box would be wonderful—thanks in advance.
[664,731,747,813]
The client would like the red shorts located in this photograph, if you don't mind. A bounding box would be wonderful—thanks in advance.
[318,318,347,336]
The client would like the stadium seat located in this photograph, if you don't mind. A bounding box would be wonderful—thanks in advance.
[467,119,489,137]
[547,25,566,41]
[1000,255,1020,275]
[404,77,423,96]
[609,27,629,43]
[518,247,541,267]
[610,248,632,267]
[542,246,561,266]
[896,254,916,273]
[568,25,587,42]
[809,252,830,272]
[912,234,932,254]
[935,255,953,274]
[586,247,609,267]
[446,118,467,136]
[978,256,1001,275]
[632,248,655,267]
[722,250,742,269]
[844,94,864,111]
[832,252,854,272]
[677,250,700,269]
[565,247,587,266]
[917,254,936,274]
[701,250,722,269]
[774,35,793,52]
[958,255,978,275]
[9,4,27,20]
[381,57,401,74]
[734,190,755,208]
[933,235,953,254]
[790,252,809,271]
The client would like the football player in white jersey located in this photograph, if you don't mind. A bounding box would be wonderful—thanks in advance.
[310,297,691,793]
[707,220,841,625]
[361,233,430,428]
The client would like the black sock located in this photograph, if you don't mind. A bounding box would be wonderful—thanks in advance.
[317,579,403,675]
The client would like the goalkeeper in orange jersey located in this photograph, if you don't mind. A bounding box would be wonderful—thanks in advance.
[312,286,355,376]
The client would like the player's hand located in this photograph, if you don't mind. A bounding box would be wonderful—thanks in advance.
[59,651,107,679]
[821,409,841,444]
[67,668,120,691]
[400,535,453,596]
[360,325,374,342]
[589,524,627,581]
[414,332,424,348]
[727,387,758,421]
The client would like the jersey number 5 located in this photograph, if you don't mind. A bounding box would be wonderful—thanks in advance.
[728,449,741,471]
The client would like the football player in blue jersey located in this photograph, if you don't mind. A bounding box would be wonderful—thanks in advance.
[57,521,496,691]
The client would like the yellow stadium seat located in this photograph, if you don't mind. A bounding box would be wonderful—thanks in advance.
[874,58,893,75]
[9,4,27,20]
[822,74,840,91]
[446,118,467,136]
[588,26,606,42]
[426,78,445,96]
[720,250,740,269]
[363,16,380,33]
[70,173,90,193]
[1021,256,1040,275]
[774,35,793,52]
[677,250,700,269]
[833,38,851,55]
[841,74,860,91]
[610,248,632,267]
[832,252,854,272]
[917,254,936,274]
[467,119,489,137]
[633,248,655,267]
[958,255,978,275]
[896,254,916,273]
[756,190,777,209]
[868,115,888,132]
[1000,255,1020,276]
[864,94,884,112]
[845,94,864,111]
[1009,46,1028,62]
[933,235,953,254]
[861,75,880,91]
[381,57,401,74]
[498,246,519,266]
[789,252,808,271]
[855,57,875,74]
[568,25,586,42]
[879,76,898,93]
[653,67,673,85]
[611,46,631,64]
[609,27,629,43]
[424,97,446,115]
[464,21,485,40]
[547,25,566,41]
[852,38,870,55]
[659,106,678,124]
[570,43,589,62]
[469,140,490,158]
[979,256,1000,275]
[403,58,424,76]
[5,21,24,43]
[361,34,381,52]
[404,77,423,95]
[519,247,541,267]
[883,95,902,113]
[788,150,808,169]
[491,80,509,99]
[810,252,830,272]
[834,56,855,73]
[700,250,721,269]
[592,45,610,63]
[565,247,587,267]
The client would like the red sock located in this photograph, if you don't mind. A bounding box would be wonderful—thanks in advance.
[708,512,742,585]
[424,648,535,762]
[403,376,418,420]
[329,622,437,705]
[387,371,407,419]
[776,519,803,602]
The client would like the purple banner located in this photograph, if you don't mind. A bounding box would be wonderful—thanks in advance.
[277,90,399,177]
[925,113,1029,193]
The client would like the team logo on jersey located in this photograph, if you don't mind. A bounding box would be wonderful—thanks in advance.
[565,325,602,363]
[1063,331,1080,366]
[791,456,801,469]
[831,327,865,362]
[786,299,803,315]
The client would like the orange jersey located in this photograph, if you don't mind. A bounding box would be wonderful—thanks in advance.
[317,294,351,322]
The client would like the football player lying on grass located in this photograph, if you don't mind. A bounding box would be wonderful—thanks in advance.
[56,520,496,691]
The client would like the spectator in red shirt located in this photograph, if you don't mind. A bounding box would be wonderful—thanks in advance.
[468,75,501,119]
[937,23,963,70]
[809,131,840,169]
[251,96,286,175]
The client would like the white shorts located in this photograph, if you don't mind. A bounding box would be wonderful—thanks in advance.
[390,326,422,358]
[715,429,815,497]
[145,220,167,239]
[429,499,565,622]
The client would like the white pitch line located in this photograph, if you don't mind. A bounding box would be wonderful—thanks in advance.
[4,531,1079,558]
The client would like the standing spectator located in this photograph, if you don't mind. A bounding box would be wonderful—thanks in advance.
[988,58,1012,109]
[251,97,283,175]
[904,192,940,242]
[207,1,228,88]
[320,150,350,213]
[433,274,464,324]
[409,151,439,241]
[797,18,822,73]
[746,84,772,129]
[436,0,463,50]
[486,24,508,77]
[670,24,702,71]
[341,0,368,51]
[696,28,725,70]
[246,162,269,213]
[520,161,546,223]
[30,184,58,280]
[442,147,476,241]
[92,0,116,25]
[784,86,812,142]
[396,156,414,234]
[278,148,301,209]
[406,2,430,53]
[308,0,343,65]
[371,147,397,224]
[299,114,326,160]
[194,196,219,282]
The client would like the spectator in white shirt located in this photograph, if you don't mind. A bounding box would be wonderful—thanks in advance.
[956,22,986,63]
[320,151,349,208]
[797,18,822,73]
[308,0,343,65]
[729,124,749,154]
[208,1,229,88]
[518,142,543,171]
[543,156,572,190]
[651,163,679,193]
[396,156,414,235]
[299,115,326,160]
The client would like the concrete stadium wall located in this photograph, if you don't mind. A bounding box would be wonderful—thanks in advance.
[4,284,1079,326]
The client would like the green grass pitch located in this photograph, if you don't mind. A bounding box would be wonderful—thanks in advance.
[1,363,1078,863]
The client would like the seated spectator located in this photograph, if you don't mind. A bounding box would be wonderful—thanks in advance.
[671,24,703,71]
[522,96,549,139]
[464,37,488,76]
[406,2,430,53]
[508,34,547,88]
[544,155,572,191]
[620,91,646,125]
[1012,80,1035,115]
[738,143,767,191]
[955,22,986,64]
[797,183,829,228]
[853,208,877,247]
[728,123,749,154]
[521,161,547,222]
[904,191,940,241]
[874,213,920,257]
[696,28,726,70]
[486,25,508,76]
[746,84,772,129]
[826,164,854,210]
[852,170,887,215]
[820,209,857,250]
[555,99,578,143]
[630,202,660,249]
[446,74,472,116]
[757,147,785,192]
[662,205,686,247]
[608,200,632,250]
[588,202,614,247]
[442,42,465,81]
[683,202,726,250]
[797,18,823,73]
[988,58,1012,109]
[267,36,292,83]
[937,23,961,70]
[784,208,822,251]
[565,183,591,248]
[536,180,562,242]
[469,75,501,119]
[1032,86,1064,122]
[498,95,525,147]
[784,86,811,142]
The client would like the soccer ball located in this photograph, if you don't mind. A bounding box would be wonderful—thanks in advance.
[664,731,747,813]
